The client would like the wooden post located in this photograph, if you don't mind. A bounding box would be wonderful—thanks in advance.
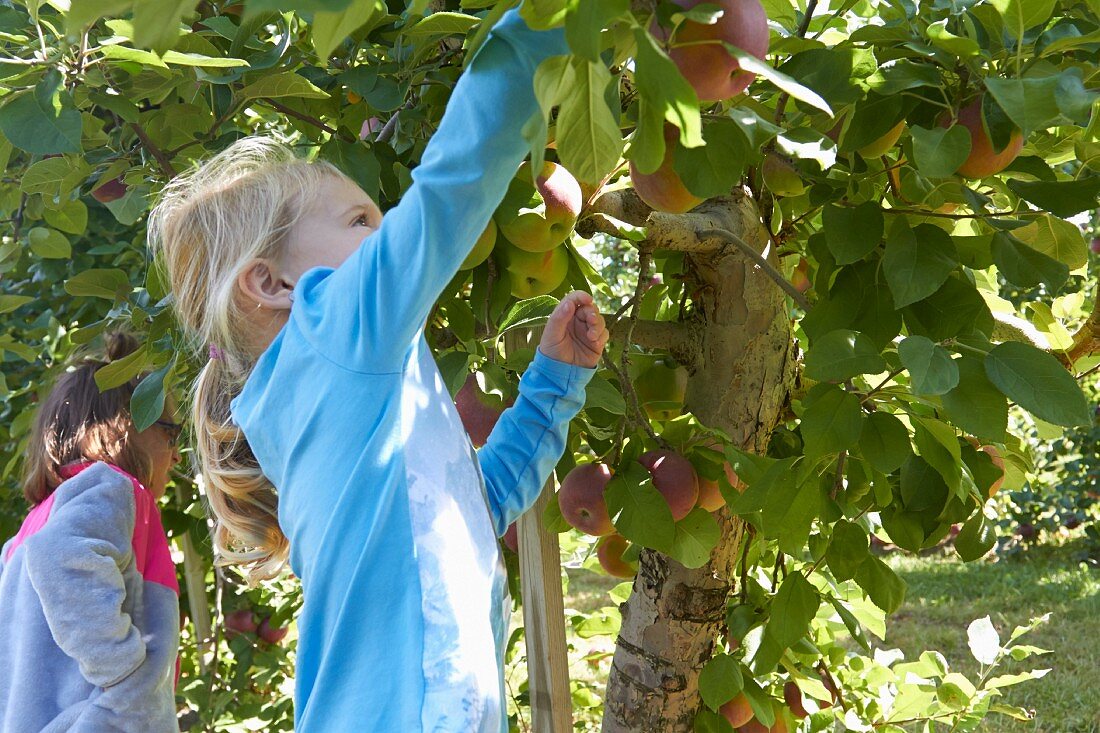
[504,329,573,733]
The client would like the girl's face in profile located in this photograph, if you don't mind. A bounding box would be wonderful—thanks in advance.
[131,400,182,498]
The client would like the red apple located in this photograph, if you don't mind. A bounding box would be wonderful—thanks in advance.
[496,161,582,253]
[663,0,769,102]
[790,257,811,294]
[629,124,704,214]
[559,462,615,536]
[979,444,1005,498]
[224,609,256,637]
[257,616,288,645]
[596,534,637,578]
[783,681,808,719]
[454,374,510,447]
[1090,237,1100,254]
[91,177,128,203]
[359,116,382,140]
[719,692,755,728]
[639,449,699,521]
[503,522,519,553]
[946,97,1023,179]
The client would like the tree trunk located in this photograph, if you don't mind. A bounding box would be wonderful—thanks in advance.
[601,192,796,731]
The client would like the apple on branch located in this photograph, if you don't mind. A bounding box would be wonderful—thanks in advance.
[495,161,583,253]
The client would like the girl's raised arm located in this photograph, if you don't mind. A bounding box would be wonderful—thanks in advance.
[297,10,567,368]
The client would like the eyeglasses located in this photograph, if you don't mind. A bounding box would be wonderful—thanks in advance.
[155,419,183,447]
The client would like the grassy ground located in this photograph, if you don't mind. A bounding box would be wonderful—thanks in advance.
[548,539,1100,732]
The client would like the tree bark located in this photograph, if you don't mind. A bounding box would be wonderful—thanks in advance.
[601,192,797,732]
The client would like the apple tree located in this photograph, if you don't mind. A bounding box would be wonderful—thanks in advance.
[0,0,1096,730]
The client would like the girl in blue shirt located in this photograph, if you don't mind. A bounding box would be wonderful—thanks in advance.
[149,8,606,732]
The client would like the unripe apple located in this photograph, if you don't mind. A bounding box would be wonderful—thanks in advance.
[980,444,1005,498]
[629,124,704,214]
[761,153,805,197]
[790,257,811,294]
[496,161,582,253]
[496,240,570,299]
[596,534,637,578]
[944,97,1023,179]
[662,0,769,102]
[638,449,699,521]
[459,220,497,271]
[558,462,615,536]
[633,357,688,420]
[857,121,906,158]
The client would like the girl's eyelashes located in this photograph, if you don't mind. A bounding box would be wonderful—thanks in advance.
[352,213,372,227]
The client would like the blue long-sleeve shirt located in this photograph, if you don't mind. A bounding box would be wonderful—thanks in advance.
[229,10,589,732]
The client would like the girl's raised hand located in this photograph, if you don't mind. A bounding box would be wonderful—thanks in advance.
[538,291,609,369]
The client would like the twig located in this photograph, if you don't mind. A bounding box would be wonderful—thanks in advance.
[130,122,177,178]
[262,98,351,141]
[861,368,905,403]
[773,0,819,122]
[697,228,811,311]
[831,450,846,500]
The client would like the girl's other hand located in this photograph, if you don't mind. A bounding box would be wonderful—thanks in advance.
[538,291,608,369]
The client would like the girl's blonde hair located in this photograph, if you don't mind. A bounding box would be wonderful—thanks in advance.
[148,137,347,582]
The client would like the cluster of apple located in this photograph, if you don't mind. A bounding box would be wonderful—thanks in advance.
[459,160,584,299]
[557,448,742,577]
[716,678,838,732]
[223,608,289,646]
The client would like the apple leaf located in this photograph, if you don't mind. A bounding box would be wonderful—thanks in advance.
[984,342,1091,427]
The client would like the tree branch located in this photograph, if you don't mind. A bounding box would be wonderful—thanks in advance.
[606,317,696,360]
[696,227,811,311]
[130,122,176,178]
[262,98,352,142]
[1060,292,1100,368]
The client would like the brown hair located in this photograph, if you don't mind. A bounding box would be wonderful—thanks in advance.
[22,333,153,505]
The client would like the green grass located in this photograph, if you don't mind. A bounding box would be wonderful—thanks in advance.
[551,540,1100,732]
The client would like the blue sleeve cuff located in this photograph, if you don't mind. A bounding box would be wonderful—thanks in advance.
[531,348,597,391]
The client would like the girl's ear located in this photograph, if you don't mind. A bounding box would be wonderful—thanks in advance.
[237,259,294,311]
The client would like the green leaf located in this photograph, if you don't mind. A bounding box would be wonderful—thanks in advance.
[854,555,907,613]
[131,360,172,432]
[565,0,628,61]
[762,471,822,554]
[1011,215,1089,271]
[43,199,89,234]
[555,58,624,184]
[404,10,479,38]
[898,335,959,395]
[956,509,997,561]
[94,345,149,390]
[803,261,902,348]
[0,295,33,314]
[698,653,743,711]
[1006,178,1100,219]
[984,342,1091,426]
[314,2,384,59]
[67,0,134,34]
[496,294,559,334]
[988,0,1057,38]
[133,0,199,54]
[900,454,950,514]
[746,50,833,114]
[858,412,911,474]
[20,156,90,198]
[984,75,1066,135]
[804,329,887,382]
[584,376,626,415]
[237,72,330,102]
[65,269,132,300]
[903,275,994,341]
[912,418,962,494]
[883,223,959,309]
[27,227,71,258]
[967,616,1001,664]
[823,202,884,265]
[0,71,83,155]
[910,125,971,179]
[605,461,676,551]
[319,139,382,201]
[800,383,863,457]
[926,19,981,56]
[673,119,746,199]
[941,358,1008,442]
[827,520,870,582]
[632,29,702,149]
[668,508,721,569]
[766,573,820,648]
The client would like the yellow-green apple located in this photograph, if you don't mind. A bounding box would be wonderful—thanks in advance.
[454,374,510,447]
[663,0,770,102]
[790,257,811,294]
[495,161,583,253]
[496,240,570,298]
[761,153,805,197]
[460,220,497,270]
[597,534,637,578]
[639,449,699,520]
[719,692,755,728]
[944,97,1023,178]
[559,462,615,536]
[92,176,128,203]
[633,357,688,420]
[629,124,704,214]
[857,121,906,158]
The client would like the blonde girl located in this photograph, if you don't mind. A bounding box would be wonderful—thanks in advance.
[149,8,608,733]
